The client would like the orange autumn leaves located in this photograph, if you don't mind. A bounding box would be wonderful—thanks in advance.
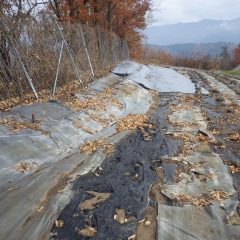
[55,0,152,58]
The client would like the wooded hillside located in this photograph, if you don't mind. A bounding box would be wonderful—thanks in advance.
[0,1,151,104]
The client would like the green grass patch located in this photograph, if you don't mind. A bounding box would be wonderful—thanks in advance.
[223,70,240,76]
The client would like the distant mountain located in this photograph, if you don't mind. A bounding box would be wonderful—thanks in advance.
[145,18,240,46]
[150,42,237,57]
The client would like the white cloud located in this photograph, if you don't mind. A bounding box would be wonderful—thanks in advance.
[151,0,240,26]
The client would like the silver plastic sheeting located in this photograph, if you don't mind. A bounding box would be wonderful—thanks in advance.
[168,108,208,132]
[112,61,196,93]
[0,72,153,240]
[158,203,240,240]
[159,100,240,240]
[198,71,240,106]
[162,144,236,198]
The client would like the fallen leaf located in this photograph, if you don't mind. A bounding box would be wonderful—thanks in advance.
[128,234,136,240]
[116,114,154,132]
[229,165,240,173]
[15,161,37,173]
[145,220,151,226]
[37,206,44,212]
[78,226,97,237]
[80,191,111,211]
[210,191,230,201]
[80,139,114,154]
[114,209,126,224]
[229,133,240,141]
[55,220,64,228]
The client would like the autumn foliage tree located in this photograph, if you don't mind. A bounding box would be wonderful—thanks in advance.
[233,44,240,66]
[50,0,152,58]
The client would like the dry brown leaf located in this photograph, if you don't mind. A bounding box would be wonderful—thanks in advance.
[80,139,114,154]
[0,117,47,134]
[174,194,210,206]
[65,87,123,111]
[114,209,127,224]
[170,104,193,111]
[210,191,230,201]
[145,220,151,226]
[128,234,136,240]
[116,114,154,131]
[229,165,240,173]
[211,129,220,135]
[78,226,97,237]
[229,133,240,141]
[80,191,111,211]
[55,220,64,228]
[15,161,37,173]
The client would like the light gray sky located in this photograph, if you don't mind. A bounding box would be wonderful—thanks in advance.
[152,0,240,26]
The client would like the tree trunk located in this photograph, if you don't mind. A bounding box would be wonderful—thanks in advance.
[107,1,113,31]
[68,0,78,20]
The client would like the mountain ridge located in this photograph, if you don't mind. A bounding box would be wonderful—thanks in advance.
[147,42,237,57]
[145,18,240,46]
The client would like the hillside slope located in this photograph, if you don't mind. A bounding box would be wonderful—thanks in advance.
[145,18,240,45]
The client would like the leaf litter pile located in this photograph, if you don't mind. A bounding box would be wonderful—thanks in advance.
[116,114,155,132]
[170,190,232,207]
[229,165,240,174]
[0,90,50,111]
[0,78,123,113]
[0,117,47,133]
[63,87,123,111]
[80,139,114,154]
[15,161,38,173]
[0,79,89,111]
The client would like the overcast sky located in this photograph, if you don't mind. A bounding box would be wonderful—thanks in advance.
[151,0,240,26]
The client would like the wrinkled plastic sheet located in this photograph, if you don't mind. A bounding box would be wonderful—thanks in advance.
[162,144,236,198]
[112,61,196,93]
[157,203,240,240]
[198,71,240,106]
[159,100,240,240]
[0,73,153,240]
